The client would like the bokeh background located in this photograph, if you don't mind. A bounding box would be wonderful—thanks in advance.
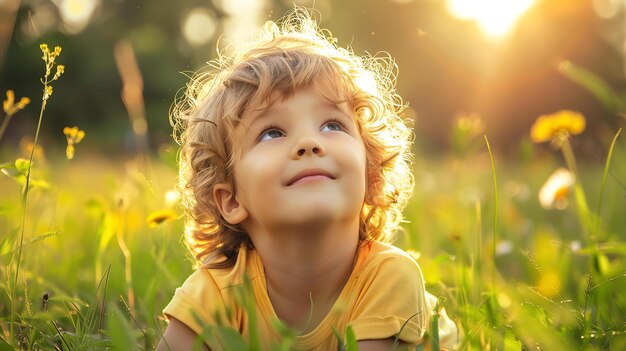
[2,0,626,157]
[2,1,626,349]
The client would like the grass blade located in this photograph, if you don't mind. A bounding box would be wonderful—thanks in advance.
[596,128,621,237]
[484,135,498,289]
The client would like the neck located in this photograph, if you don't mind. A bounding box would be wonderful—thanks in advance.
[248,219,360,333]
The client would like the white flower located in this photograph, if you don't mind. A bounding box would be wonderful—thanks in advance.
[539,168,574,210]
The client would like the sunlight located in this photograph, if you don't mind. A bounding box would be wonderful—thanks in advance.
[58,0,98,34]
[219,0,266,43]
[447,0,535,39]
[182,8,216,46]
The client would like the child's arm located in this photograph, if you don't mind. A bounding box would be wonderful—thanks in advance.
[156,317,210,351]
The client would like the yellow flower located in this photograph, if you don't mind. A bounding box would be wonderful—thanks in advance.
[40,44,49,61]
[530,110,586,143]
[146,210,178,228]
[3,90,30,116]
[53,64,65,81]
[43,86,53,101]
[63,126,85,159]
[539,168,574,210]
[3,90,13,112]
[40,43,63,81]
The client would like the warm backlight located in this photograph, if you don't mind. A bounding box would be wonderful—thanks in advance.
[447,0,536,39]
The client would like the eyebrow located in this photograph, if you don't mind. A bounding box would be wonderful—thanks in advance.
[247,100,348,127]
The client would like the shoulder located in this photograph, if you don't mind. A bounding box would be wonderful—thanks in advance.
[360,241,423,278]
[162,248,253,337]
[347,241,429,343]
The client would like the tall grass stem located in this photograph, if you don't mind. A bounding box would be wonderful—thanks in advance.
[10,82,49,342]
[596,128,621,238]
[484,135,498,289]
[560,137,592,241]
[0,114,14,142]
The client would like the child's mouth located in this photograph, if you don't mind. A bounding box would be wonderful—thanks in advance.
[287,169,335,186]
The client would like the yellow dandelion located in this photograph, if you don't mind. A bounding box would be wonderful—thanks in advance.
[146,210,178,228]
[63,126,85,159]
[530,110,586,143]
[539,168,574,210]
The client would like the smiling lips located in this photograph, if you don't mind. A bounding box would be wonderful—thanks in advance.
[287,169,335,186]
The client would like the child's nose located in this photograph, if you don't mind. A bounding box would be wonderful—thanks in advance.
[293,137,326,158]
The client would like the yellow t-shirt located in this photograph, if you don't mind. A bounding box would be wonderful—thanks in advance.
[163,241,449,350]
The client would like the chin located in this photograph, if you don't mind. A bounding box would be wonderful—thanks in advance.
[287,202,359,224]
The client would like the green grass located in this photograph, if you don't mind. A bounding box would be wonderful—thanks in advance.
[0,137,624,349]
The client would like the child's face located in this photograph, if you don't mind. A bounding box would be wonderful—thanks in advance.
[226,87,367,232]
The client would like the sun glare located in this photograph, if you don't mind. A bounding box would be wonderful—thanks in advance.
[59,0,98,34]
[447,0,536,39]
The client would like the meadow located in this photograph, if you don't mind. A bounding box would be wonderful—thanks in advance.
[1,44,626,351]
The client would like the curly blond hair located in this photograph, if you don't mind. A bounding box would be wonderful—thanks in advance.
[172,8,414,268]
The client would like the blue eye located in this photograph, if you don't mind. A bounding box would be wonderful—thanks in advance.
[321,120,345,132]
[258,128,284,142]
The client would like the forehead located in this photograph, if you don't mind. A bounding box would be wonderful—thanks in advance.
[240,85,353,125]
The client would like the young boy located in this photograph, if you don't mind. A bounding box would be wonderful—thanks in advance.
[158,8,458,351]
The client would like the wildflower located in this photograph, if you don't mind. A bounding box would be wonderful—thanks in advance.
[3,90,30,116]
[52,65,65,81]
[538,168,574,210]
[40,43,64,83]
[63,126,85,159]
[146,209,178,228]
[530,110,586,144]
[43,86,53,101]
[1,90,31,142]
[40,43,49,61]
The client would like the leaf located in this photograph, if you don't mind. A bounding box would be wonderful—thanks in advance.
[29,179,50,190]
[107,304,137,351]
[98,212,118,253]
[0,163,20,178]
[14,158,31,174]
[344,325,359,351]
[211,326,247,350]
[0,336,13,351]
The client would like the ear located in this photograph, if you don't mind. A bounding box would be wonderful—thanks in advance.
[213,182,248,225]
